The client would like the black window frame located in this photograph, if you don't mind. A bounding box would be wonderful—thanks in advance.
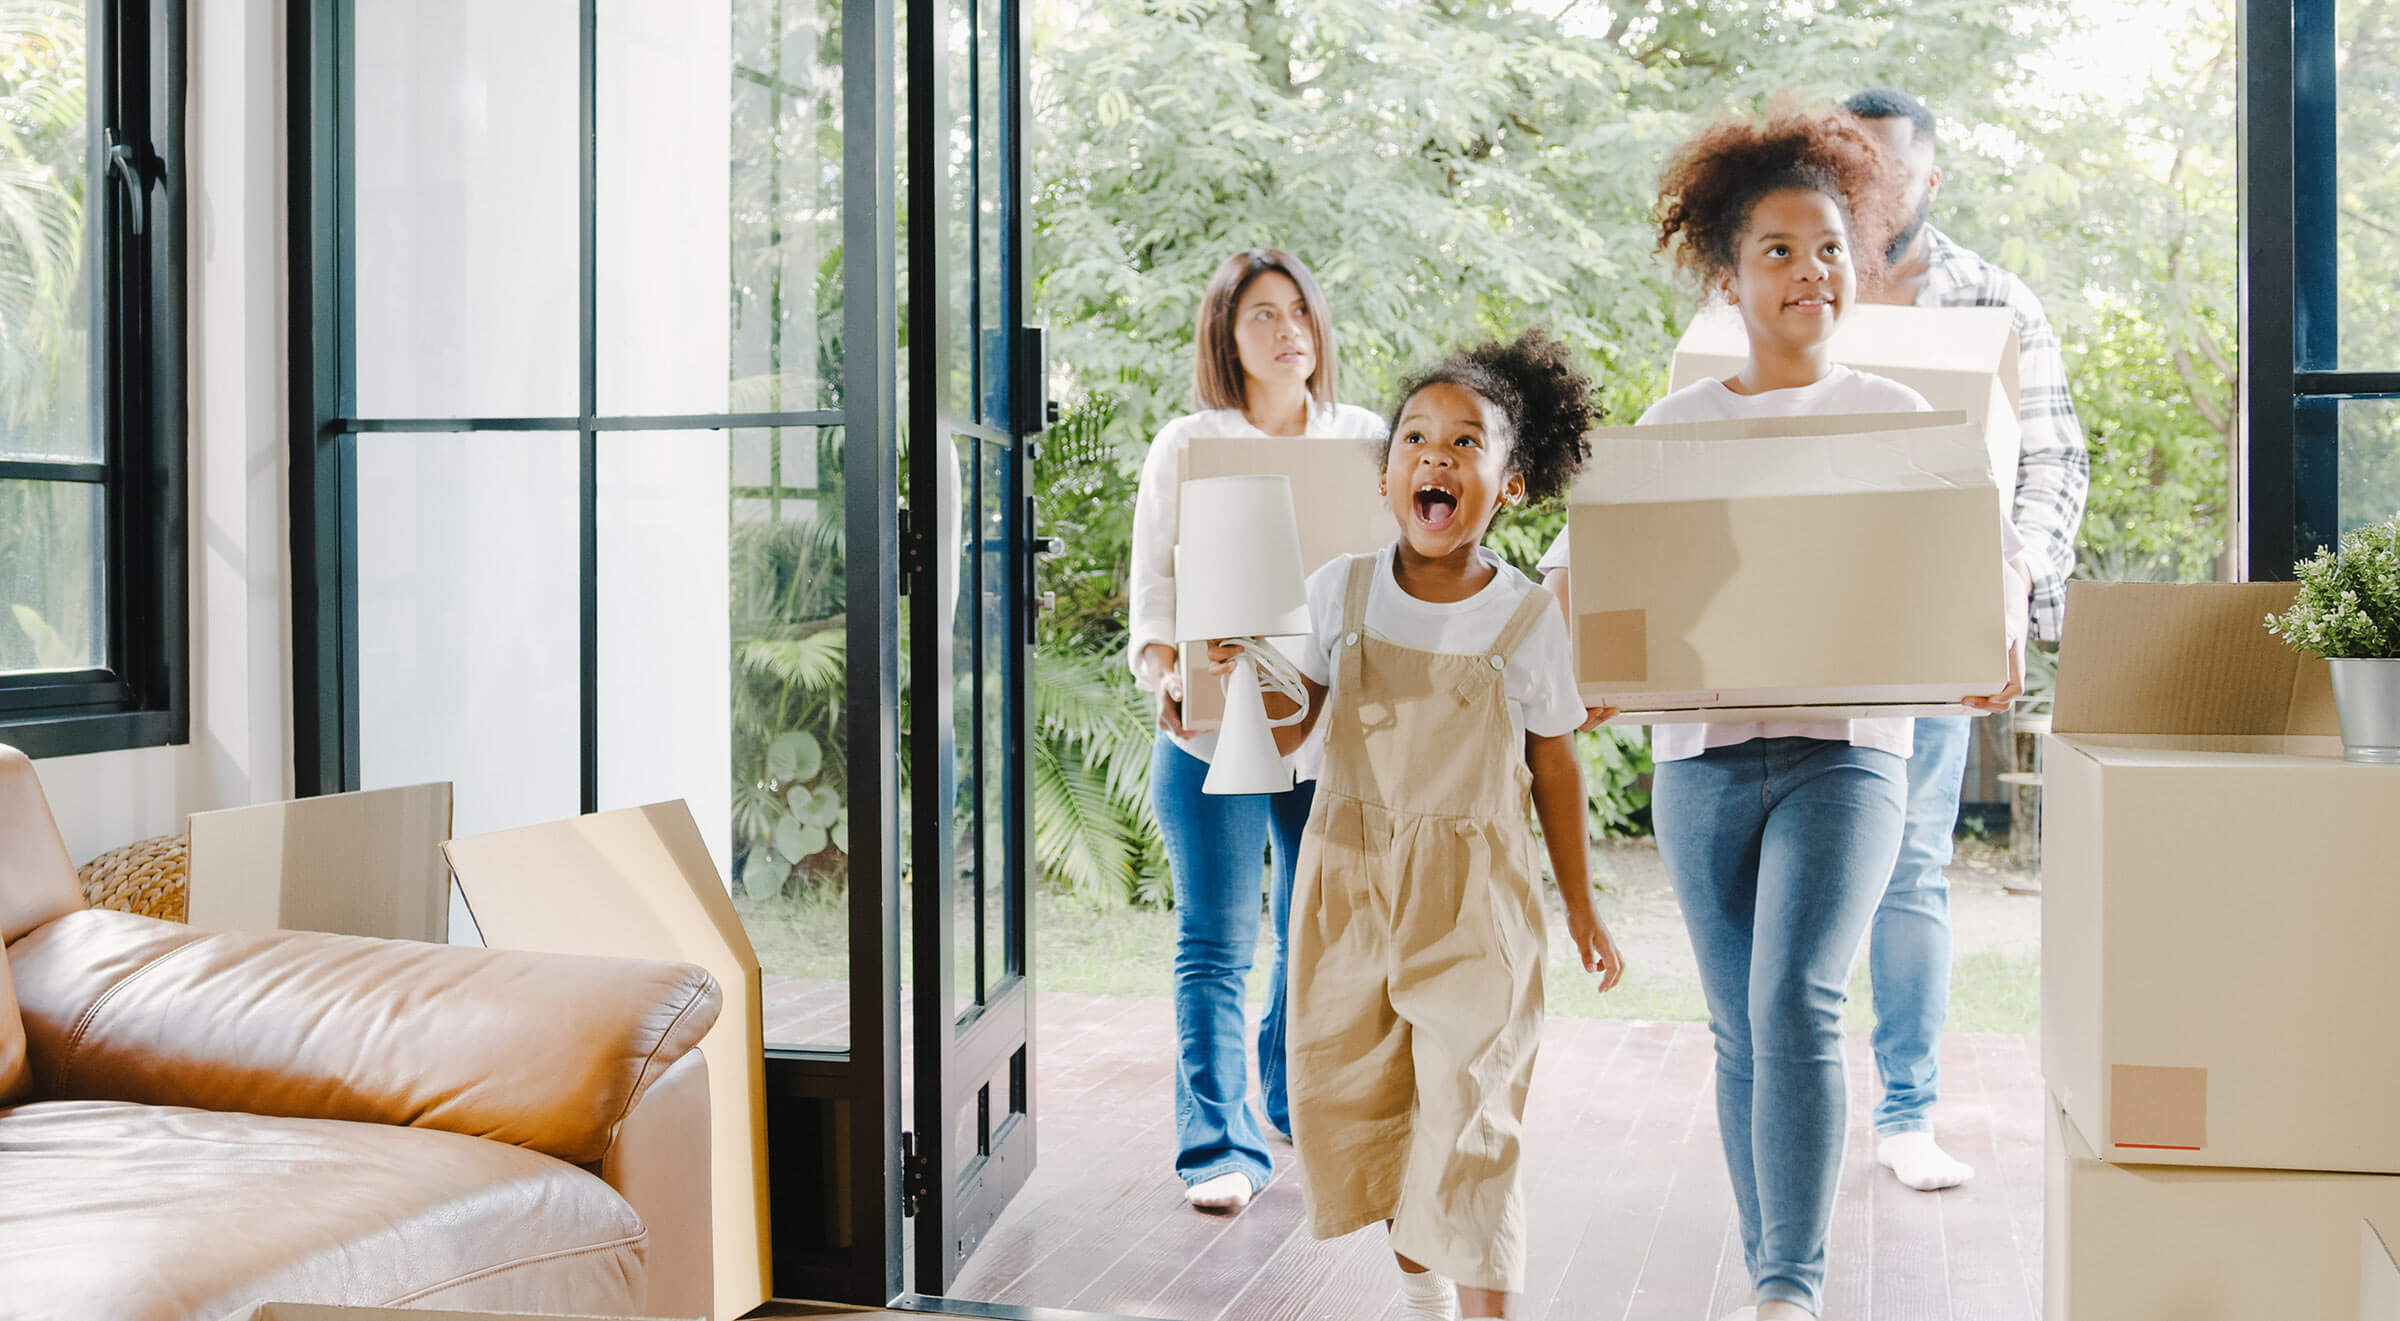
[2242,0,2398,576]
[0,0,188,758]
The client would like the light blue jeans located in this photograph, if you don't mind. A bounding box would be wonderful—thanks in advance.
[1151,735,1314,1191]
[1869,715,1974,1136]
[1653,737,1909,1313]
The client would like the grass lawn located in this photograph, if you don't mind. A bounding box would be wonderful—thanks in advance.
[739,835,2042,1036]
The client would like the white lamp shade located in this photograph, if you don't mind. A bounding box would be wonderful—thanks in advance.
[1175,474,1310,641]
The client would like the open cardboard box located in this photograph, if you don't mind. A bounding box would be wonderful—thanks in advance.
[1172,433,1394,730]
[443,803,766,1321]
[1671,303,2022,518]
[186,782,453,942]
[2042,581,2400,1175]
[2047,1099,2400,1321]
[1566,410,2011,720]
[228,1307,694,1321]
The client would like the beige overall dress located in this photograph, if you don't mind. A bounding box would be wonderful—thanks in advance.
[1288,554,1552,1294]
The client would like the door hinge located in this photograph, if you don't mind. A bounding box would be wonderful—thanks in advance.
[902,1130,932,1219]
[898,507,920,597]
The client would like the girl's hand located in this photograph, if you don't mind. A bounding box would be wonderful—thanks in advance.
[1204,638,1245,675]
[1576,704,1620,734]
[1567,904,1626,993]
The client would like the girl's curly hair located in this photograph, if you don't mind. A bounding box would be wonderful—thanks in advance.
[1382,329,1594,506]
[1655,106,1907,287]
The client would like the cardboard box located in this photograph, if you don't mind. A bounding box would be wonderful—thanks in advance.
[227,1307,693,1321]
[443,802,767,1321]
[186,782,452,942]
[2047,1100,2400,1320]
[1565,410,2010,719]
[2041,581,2400,1174]
[1670,303,2022,513]
[1172,434,1394,729]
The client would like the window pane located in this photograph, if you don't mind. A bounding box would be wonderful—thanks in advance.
[2338,0,2400,369]
[944,0,974,423]
[597,0,844,417]
[974,0,1008,431]
[2341,398,2400,539]
[0,480,103,673]
[0,0,95,460]
[352,0,579,418]
[356,433,579,838]
[719,426,854,1051]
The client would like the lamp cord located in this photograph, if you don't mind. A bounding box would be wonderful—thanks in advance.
[1224,637,1312,728]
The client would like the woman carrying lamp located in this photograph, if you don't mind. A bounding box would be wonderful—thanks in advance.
[1126,248,1386,1213]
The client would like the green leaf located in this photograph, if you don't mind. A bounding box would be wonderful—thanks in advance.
[773,815,805,863]
[769,730,823,783]
[742,851,786,902]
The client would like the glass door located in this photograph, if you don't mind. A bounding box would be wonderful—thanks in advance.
[904,0,1046,1293]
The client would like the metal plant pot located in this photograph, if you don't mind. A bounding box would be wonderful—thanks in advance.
[2328,657,2400,765]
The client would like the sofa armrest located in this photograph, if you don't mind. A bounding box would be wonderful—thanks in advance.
[600,1047,714,1319]
[8,908,721,1164]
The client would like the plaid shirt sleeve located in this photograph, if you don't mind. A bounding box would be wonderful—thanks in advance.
[1927,233,2090,644]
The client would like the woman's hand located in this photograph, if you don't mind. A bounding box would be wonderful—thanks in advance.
[1567,902,1626,993]
[1961,635,2025,712]
[1576,704,1620,734]
[1138,642,1190,738]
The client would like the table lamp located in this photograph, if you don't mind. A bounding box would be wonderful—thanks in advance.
[1175,474,1314,795]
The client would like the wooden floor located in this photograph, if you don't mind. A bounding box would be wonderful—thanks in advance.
[932,992,2044,1321]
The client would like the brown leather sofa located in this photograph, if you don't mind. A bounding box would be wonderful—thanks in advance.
[0,745,722,1321]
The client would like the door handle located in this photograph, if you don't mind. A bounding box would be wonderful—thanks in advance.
[105,130,148,237]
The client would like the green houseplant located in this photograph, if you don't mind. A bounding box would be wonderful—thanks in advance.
[2266,514,2400,764]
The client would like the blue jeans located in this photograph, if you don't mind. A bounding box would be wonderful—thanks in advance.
[1870,715,1973,1136]
[1654,737,1909,1313]
[1152,735,1315,1190]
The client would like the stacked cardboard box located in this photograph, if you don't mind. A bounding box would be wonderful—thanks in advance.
[2041,581,2400,1319]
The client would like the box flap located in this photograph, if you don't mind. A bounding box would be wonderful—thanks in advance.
[2052,581,2338,736]
[2366,1220,2400,1321]
[1571,412,1987,506]
[1672,303,2019,399]
[187,782,453,942]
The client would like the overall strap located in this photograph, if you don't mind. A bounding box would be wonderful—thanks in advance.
[1336,553,1377,689]
[1488,582,1558,666]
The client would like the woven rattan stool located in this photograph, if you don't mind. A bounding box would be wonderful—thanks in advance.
[76,831,189,922]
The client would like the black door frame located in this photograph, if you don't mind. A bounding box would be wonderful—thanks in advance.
[287,0,905,1302]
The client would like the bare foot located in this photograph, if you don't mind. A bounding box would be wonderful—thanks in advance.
[1184,1171,1253,1213]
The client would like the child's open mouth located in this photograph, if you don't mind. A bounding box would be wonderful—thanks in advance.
[1412,485,1459,530]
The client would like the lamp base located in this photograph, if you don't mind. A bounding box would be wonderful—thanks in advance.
[1201,652,1294,796]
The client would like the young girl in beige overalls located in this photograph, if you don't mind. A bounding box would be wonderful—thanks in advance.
[1227,330,1628,1321]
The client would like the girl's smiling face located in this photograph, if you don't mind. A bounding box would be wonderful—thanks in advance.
[1720,186,1857,357]
[1381,382,1524,561]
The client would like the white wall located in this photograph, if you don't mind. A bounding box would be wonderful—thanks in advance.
[37,0,292,866]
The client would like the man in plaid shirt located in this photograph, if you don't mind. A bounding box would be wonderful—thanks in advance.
[1843,88,2090,1194]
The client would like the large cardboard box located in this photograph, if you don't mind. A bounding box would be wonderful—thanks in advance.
[2047,1100,2400,1320]
[186,782,452,941]
[443,802,766,1321]
[1670,303,2022,513]
[2041,581,2400,1174]
[1172,433,1394,729]
[1565,410,2010,720]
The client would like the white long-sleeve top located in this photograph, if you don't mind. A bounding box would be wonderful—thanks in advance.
[1126,401,1389,765]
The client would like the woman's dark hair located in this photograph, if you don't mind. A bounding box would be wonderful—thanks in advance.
[1193,249,1338,412]
[1654,106,1907,286]
[1382,329,1594,505]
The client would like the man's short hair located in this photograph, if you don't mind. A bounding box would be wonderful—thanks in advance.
[1843,88,1937,150]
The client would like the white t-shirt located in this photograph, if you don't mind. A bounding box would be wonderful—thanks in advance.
[1538,364,2023,764]
[1126,402,1389,769]
[1291,545,1587,751]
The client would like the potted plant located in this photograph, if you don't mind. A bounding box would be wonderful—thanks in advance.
[2266,514,2400,764]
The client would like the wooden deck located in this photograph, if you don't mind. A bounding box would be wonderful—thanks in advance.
[934,992,2045,1321]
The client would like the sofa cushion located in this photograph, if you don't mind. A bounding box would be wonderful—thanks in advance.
[10,908,719,1164]
[0,951,26,1104]
[0,1099,646,1321]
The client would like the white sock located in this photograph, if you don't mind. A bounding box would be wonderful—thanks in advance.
[1185,1170,1254,1211]
[1878,1130,1975,1191]
[1398,1266,1455,1320]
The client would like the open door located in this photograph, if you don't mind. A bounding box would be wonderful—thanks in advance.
[904,0,1048,1294]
